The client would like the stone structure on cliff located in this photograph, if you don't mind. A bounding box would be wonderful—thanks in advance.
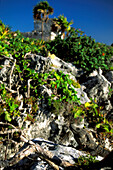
[22,19,61,41]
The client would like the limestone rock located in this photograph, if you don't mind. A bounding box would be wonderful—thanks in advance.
[105,71,113,88]
[0,54,113,169]
[82,68,111,102]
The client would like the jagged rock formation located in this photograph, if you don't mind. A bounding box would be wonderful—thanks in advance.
[0,54,113,169]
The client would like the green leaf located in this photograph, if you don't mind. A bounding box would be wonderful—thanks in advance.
[85,102,92,108]
[74,109,82,118]
[96,123,101,128]
[5,111,11,122]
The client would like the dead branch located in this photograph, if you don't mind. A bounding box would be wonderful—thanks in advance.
[20,135,74,168]
[0,122,74,169]
[0,80,17,94]
[24,52,31,58]
[0,128,21,135]
[41,157,60,170]
[0,134,74,169]
[27,79,32,98]
[0,122,17,129]
[2,54,13,60]
[9,59,16,90]
[0,138,18,145]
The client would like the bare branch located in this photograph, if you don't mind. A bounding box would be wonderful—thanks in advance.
[0,122,17,129]
[0,128,21,135]
[0,134,74,169]
[9,59,16,90]
[24,52,31,58]
[0,80,17,93]
[27,79,32,98]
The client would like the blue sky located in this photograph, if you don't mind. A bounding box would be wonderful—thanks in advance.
[0,0,113,45]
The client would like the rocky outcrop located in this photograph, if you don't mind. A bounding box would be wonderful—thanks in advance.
[1,138,102,170]
[105,71,113,88]
[1,138,113,170]
[81,68,112,116]
[0,54,113,169]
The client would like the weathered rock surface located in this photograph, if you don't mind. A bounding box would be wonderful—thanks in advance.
[82,68,111,102]
[105,71,113,88]
[81,68,113,117]
[0,138,102,170]
[1,138,113,170]
[0,54,113,169]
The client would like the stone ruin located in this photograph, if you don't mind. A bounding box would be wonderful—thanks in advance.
[22,19,61,41]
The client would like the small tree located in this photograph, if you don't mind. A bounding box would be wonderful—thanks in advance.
[33,1,54,40]
[52,15,73,39]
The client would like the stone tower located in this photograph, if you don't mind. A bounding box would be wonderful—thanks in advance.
[34,19,53,41]
[22,19,60,41]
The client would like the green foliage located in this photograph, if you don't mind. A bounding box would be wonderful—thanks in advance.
[43,28,113,74]
[0,82,39,123]
[108,86,113,98]
[0,84,20,122]
[52,15,73,38]
[51,99,64,115]
[51,95,113,137]
[0,20,45,59]
[0,20,44,123]
[84,101,105,127]
[0,20,10,40]
[33,0,54,20]
[76,154,99,168]
[46,70,80,104]
[24,96,39,114]
[0,20,81,123]
[72,100,113,137]
[26,69,81,106]
[71,79,81,88]
[72,105,84,120]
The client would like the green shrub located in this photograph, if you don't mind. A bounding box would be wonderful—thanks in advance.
[0,83,20,122]
[0,20,45,59]
[75,154,99,168]
[44,28,113,74]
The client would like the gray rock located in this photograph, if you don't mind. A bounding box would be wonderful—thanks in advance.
[0,54,113,169]
[82,68,111,102]
[70,125,111,157]
[26,54,52,73]
[105,71,113,88]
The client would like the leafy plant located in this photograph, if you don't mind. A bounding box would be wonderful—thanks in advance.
[71,100,113,136]
[43,28,113,74]
[0,83,20,122]
[108,86,113,98]
[24,96,39,115]
[0,20,45,59]
[76,154,99,168]
[52,15,73,38]
[72,105,84,120]
[46,70,81,104]
[71,79,81,88]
